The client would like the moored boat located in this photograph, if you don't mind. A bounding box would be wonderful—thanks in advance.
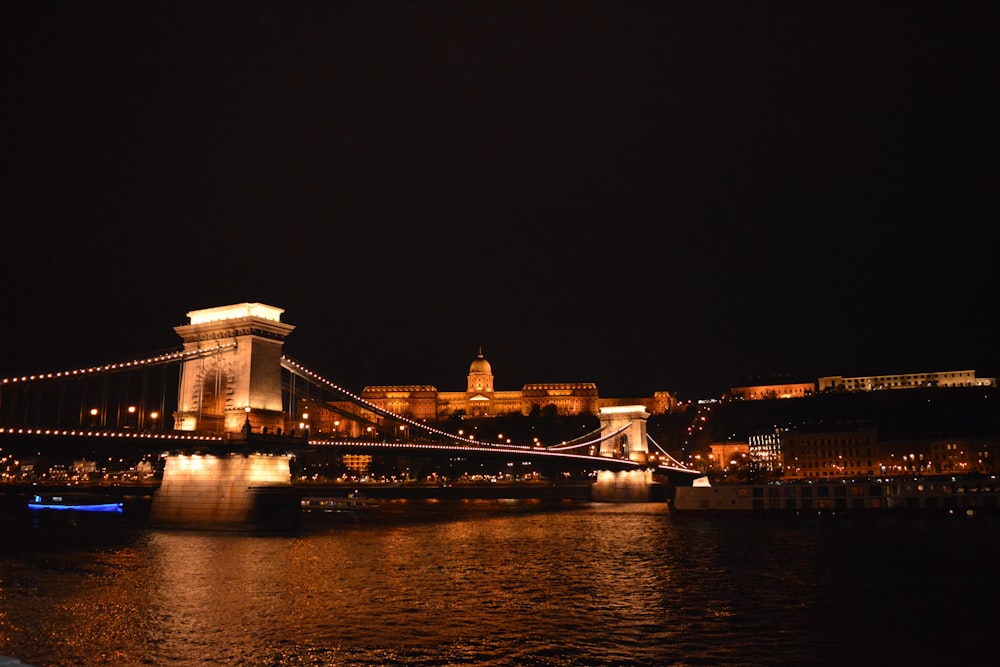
[27,492,124,513]
[667,476,1000,516]
[300,492,379,513]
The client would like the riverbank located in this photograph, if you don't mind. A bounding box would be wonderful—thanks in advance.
[0,479,594,500]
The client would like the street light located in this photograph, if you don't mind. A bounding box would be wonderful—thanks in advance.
[90,408,99,428]
[127,405,137,429]
[149,411,159,432]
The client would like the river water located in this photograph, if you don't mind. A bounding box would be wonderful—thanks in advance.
[1,498,998,666]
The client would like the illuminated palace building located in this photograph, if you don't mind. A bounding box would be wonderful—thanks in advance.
[354,350,678,423]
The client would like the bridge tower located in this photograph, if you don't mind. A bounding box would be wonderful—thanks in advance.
[151,303,300,531]
[592,405,659,502]
[597,405,650,464]
[172,302,295,435]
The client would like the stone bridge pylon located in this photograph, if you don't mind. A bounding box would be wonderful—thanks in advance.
[173,302,295,435]
[597,405,650,465]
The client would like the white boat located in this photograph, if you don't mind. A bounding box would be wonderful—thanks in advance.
[667,476,1000,516]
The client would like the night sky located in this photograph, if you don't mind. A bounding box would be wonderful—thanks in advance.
[4,1,997,401]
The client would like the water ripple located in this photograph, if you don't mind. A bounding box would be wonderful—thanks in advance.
[2,502,1000,665]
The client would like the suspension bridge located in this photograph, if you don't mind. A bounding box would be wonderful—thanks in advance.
[1,303,698,527]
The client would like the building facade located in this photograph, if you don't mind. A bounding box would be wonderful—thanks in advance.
[780,426,881,479]
[729,382,816,400]
[729,370,996,401]
[818,370,996,392]
[739,426,997,480]
[358,350,678,421]
[691,441,750,475]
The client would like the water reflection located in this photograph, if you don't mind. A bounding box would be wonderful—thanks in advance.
[2,501,1000,666]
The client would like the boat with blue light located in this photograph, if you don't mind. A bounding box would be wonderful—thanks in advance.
[27,492,124,513]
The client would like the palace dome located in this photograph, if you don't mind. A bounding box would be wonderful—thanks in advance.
[469,351,492,374]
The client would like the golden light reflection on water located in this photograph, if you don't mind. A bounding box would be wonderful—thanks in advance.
[4,502,998,666]
[133,503,690,663]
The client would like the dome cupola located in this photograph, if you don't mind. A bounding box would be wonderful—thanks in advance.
[469,350,492,374]
[467,347,494,393]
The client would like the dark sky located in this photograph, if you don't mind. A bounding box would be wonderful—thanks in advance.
[3,1,998,401]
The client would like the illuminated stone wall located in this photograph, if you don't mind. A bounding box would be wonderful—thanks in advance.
[591,469,657,502]
[728,382,816,400]
[818,370,996,392]
[172,303,295,434]
[150,453,297,529]
[598,406,650,464]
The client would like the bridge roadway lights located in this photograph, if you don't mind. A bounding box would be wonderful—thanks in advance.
[150,450,300,531]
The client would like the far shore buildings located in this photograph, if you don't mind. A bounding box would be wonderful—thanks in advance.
[307,349,678,443]
[358,350,678,421]
[696,427,998,479]
[816,370,996,392]
[729,369,996,400]
[697,369,998,479]
[727,382,816,401]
